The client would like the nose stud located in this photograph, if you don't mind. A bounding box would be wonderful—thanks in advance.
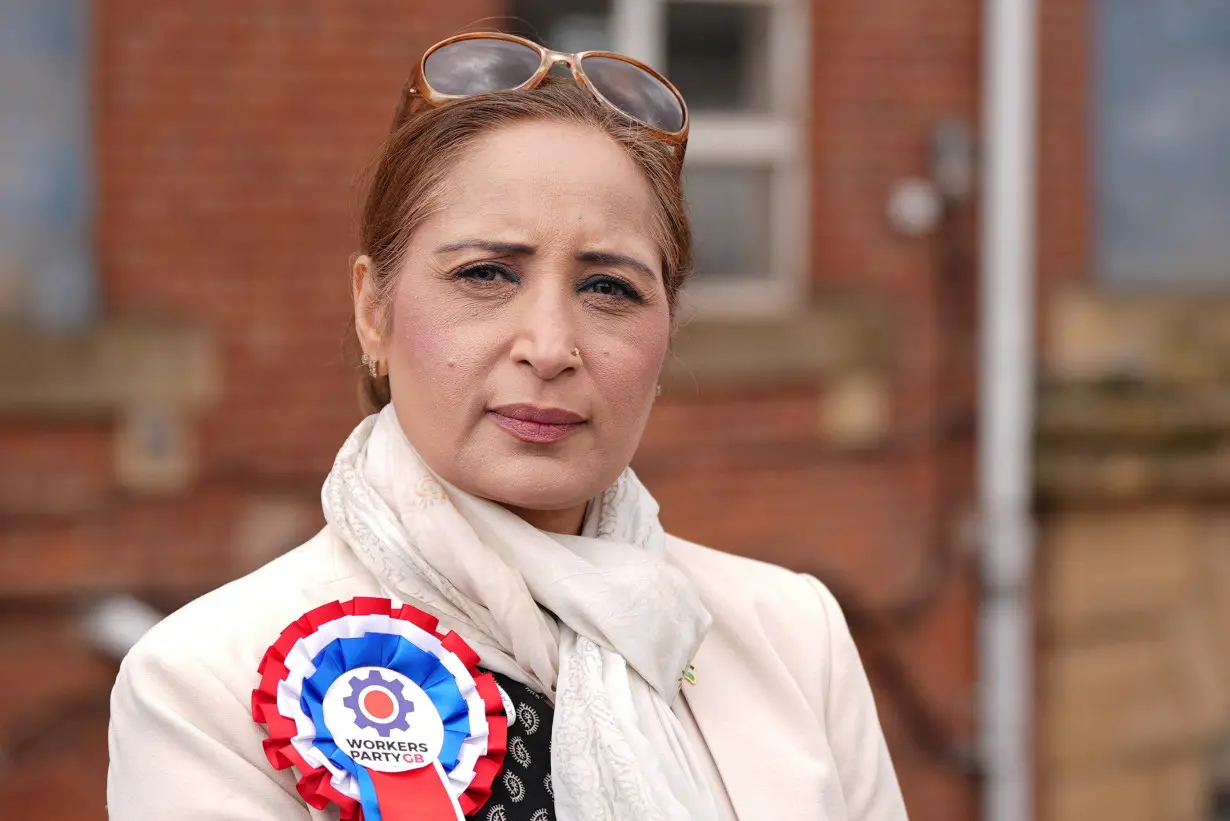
[571,347,582,362]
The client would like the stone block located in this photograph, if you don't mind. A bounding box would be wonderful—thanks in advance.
[1047,754,1208,821]
[1044,634,1205,770]
[1044,507,1198,638]
[1165,600,1230,742]
[820,372,891,448]
[1045,289,1230,384]
[1197,515,1230,672]
[114,404,197,496]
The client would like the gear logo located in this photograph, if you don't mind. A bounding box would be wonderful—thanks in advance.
[341,669,414,737]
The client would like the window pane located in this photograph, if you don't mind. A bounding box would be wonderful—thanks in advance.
[1096,0,1230,284]
[507,0,612,52]
[665,2,770,113]
[0,0,93,327]
[685,165,774,280]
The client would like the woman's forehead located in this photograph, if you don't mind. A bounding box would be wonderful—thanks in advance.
[447,123,654,211]
[421,122,662,257]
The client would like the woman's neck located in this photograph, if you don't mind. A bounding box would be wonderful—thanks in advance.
[502,501,588,536]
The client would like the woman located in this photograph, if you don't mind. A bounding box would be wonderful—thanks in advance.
[107,33,907,821]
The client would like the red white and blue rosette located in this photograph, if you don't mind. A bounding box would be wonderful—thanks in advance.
[251,597,507,821]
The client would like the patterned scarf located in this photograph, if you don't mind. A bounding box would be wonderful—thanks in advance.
[321,405,720,821]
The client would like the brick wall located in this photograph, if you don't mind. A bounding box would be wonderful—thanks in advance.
[806,2,981,815]
[1038,0,1091,296]
[0,1,983,819]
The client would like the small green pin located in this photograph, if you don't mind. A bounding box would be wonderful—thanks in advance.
[682,663,698,686]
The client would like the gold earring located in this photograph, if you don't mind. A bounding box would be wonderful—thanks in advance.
[361,353,379,378]
[655,384,662,398]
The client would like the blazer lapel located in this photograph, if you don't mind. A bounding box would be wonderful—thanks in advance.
[682,625,835,821]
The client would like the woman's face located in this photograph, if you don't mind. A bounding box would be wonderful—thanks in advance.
[355,120,671,528]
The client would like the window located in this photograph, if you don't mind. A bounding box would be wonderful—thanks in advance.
[0,0,94,328]
[1095,0,1230,286]
[508,0,810,316]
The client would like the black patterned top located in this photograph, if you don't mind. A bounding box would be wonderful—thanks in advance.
[474,671,556,821]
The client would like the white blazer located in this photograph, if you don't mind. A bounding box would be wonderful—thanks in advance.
[107,528,908,820]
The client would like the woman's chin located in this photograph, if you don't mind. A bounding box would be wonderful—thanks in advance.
[418,430,626,513]
[460,458,612,514]
[477,478,595,514]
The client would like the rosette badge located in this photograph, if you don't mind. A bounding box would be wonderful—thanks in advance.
[252,597,507,820]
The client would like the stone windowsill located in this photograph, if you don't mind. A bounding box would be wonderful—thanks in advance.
[0,316,217,417]
[1045,287,1230,387]
[661,297,891,393]
[1038,288,1230,501]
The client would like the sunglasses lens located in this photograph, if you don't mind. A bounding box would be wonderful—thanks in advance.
[580,56,685,133]
[424,38,542,96]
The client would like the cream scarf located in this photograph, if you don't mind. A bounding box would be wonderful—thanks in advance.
[321,406,720,821]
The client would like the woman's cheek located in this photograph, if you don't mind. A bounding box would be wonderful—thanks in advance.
[389,293,481,406]
[597,322,668,402]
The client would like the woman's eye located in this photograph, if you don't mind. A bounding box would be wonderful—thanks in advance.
[455,263,518,284]
[580,276,642,302]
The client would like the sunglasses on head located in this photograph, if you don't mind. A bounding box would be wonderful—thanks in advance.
[394,32,689,161]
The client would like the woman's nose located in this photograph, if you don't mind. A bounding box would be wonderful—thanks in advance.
[509,289,579,380]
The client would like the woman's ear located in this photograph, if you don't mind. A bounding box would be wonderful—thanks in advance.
[352,255,386,362]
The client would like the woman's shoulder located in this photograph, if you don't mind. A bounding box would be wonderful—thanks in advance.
[664,534,850,713]
[107,528,386,818]
[119,527,379,700]
[664,538,908,819]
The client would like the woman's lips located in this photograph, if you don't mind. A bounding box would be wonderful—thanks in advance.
[487,404,586,445]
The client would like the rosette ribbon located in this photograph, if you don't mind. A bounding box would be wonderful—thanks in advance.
[252,597,507,820]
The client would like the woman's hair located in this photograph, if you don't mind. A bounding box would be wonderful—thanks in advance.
[350,79,693,413]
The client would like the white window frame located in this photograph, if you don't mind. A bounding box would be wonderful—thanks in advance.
[612,0,811,318]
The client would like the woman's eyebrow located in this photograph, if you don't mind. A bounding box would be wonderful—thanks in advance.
[577,250,656,281]
[436,240,536,255]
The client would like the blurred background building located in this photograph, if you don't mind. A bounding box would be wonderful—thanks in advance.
[0,1,1227,820]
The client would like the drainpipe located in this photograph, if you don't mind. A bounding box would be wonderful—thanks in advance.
[979,1,1037,820]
